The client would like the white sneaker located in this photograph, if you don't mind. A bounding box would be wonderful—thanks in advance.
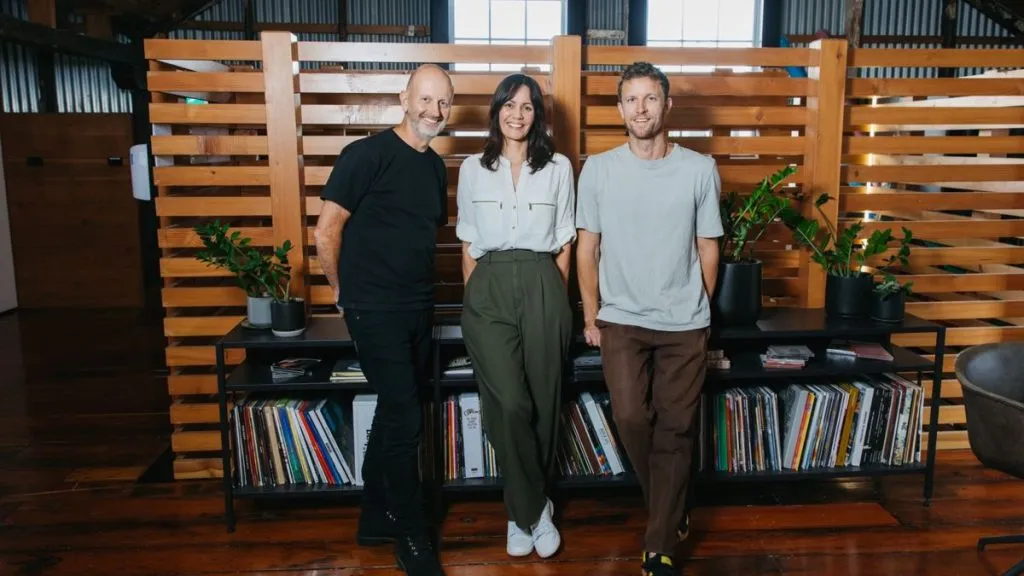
[506,521,533,557]
[531,498,561,558]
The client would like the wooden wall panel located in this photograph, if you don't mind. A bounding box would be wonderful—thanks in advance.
[0,113,142,308]
[145,35,1024,478]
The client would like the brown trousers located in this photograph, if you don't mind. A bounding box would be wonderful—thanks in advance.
[596,319,708,554]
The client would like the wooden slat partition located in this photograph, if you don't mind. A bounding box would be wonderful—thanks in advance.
[842,61,1024,445]
[145,33,1024,479]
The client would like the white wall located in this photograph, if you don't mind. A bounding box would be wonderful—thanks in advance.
[0,135,17,313]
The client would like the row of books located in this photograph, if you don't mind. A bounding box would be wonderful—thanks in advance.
[231,396,362,488]
[440,391,634,481]
[710,372,923,474]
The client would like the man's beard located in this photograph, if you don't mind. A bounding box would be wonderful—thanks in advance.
[410,113,446,140]
[626,116,661,140]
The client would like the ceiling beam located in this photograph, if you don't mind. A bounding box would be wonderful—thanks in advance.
[962,0,1024,40]
[0,14,140,65]
[140,0,227,37]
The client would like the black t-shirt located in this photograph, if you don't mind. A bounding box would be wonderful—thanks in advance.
[320,129,448,310]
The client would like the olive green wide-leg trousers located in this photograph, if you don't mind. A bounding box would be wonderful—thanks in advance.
[461,249,573,530]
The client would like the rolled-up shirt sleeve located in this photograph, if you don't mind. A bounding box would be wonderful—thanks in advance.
[554,158,577,249]
[454,159,478,246]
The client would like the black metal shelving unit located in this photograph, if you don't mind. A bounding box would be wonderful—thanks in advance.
[215,308,946,532]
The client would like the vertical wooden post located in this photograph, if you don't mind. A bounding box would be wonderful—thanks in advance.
[801,39,848,308]
[261,32,308,304]
[550,35,582,176]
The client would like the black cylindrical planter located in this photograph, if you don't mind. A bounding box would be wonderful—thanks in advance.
[271,299,307,337]
[825,273,873,318]
[870,290,905,323]
[714,260,762,326]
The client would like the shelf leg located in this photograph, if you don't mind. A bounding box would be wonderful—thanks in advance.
[924,328,945,506]
[217,343,236,532]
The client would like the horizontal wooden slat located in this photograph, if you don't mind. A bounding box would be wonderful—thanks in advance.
[840,190,1024,212]
[149,103,266,125]
[300,72,549,95]
[144,39,263,61]
[163,256,325,277]
[938,405,967,426]
[847,106,1024,129]
[153,166,270,187]
[848,78,1024,97]
[583,135,806,156]
[934,430,970,450]
[301,104,488,127]
[303,135,485,156]
[165,346,244,367]
[850,48,1024,68]
[158,226,274,248]
[164,316,244,337]
[155,197,271,217]
[842,164,1024,183]
[584,76,811,97]
[170,403,220,425]
[162,287,248,307]
[876,247,1024,267]
[894,326,1024,348]
[851,219,1024,240]
[171,430,221,452]
[147,71,264,93]
[151,135,269,156]
[898,273,1024,293]
[168,374,218,396]
[297,42,549,64]
[585,106,807,127]
[583,46,813,67]
[907,299,1024,320]
[845,136,1024,155]
[172,457,222,479]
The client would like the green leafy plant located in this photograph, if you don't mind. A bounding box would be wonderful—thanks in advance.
[784,193,892,277]
[874,227,914,297]
[719,165,802,263]
[194,220,294,302]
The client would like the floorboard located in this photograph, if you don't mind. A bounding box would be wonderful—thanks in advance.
[0,309,1022,575]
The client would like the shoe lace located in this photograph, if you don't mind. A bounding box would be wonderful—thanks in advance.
[401,532,435,559]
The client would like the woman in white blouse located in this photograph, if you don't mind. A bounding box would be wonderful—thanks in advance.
[455,73,576,560]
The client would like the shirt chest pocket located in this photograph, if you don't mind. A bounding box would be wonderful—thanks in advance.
[471,195,504,231]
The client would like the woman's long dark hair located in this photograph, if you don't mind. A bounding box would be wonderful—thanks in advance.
[480,73,555,174]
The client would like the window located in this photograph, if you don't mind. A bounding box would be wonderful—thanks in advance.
[451,0,565,72]
[646,0,762,73]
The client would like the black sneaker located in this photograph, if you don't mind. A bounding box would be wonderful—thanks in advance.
[357,507,398,546]
[395,531,445,576]
[676,511,690,542]
[642,552,679,576]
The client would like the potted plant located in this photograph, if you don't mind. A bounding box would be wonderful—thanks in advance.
[714,165,801,325]
[871,227,914,323]
[784,194,894,318]
[193,221,305,336]
[194,220,275,329]
[266,240,307,338]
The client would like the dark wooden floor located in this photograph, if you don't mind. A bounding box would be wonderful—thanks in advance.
[1,309,1023,576]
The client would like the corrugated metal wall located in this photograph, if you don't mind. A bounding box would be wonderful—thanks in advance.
[781,0,1023,77]
[586,0,627,71]
[1,0,134,113]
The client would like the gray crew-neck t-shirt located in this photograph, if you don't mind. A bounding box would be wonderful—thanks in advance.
[575,143,724,332]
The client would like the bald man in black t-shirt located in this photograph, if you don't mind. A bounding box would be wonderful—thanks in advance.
[314,64,453,576]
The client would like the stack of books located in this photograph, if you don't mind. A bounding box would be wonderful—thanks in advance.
[329,359,366,384]
[444,356,474,377]
[761,345,813,369]
[708,349,731,370]
[271,358,321,381]
[826,340,894,362]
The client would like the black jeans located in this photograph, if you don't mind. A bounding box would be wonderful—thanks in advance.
[345,307,434,533]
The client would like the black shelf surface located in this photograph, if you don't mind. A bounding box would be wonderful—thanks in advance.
[572,345,931,385]
[225,360,372,392]
[221,316,353,349]
[700,462,926,482]
[715,308,940,340]
[234,483,363,498]
[441,474,638,491]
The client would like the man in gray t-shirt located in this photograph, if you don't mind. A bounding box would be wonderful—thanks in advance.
[575,61,723,576]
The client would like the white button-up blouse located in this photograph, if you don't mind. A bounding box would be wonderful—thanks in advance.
[455,152,577,260]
